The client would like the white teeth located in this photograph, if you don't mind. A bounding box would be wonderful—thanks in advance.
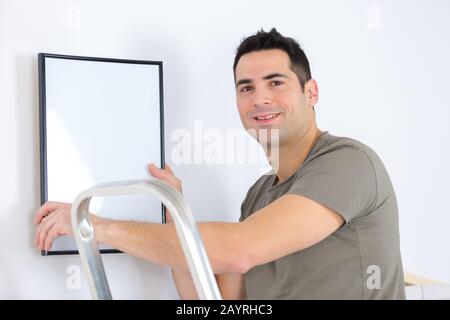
[256,113,278,120]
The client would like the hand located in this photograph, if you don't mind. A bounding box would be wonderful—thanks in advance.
[147,162,183,223]
[34,201,73,251]
[33,163,181,251]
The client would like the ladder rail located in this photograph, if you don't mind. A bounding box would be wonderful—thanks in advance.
[70,179,222,300]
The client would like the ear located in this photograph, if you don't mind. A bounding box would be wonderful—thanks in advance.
[304,79,319,108]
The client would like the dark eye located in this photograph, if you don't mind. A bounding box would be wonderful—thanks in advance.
[240,85,253,93]
[271,80,283,86]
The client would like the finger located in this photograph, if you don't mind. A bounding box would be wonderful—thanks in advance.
[149,163,176,182]
[148,163,182,192]
[34,201,65,224]
[147,163,166,179]
[164,208,173,223]
[44,225,61,251]
[34,222,43,248]
[37,210,60,250]
[37,214,56,250]
[164,162,174,174]
[34,213,53,247]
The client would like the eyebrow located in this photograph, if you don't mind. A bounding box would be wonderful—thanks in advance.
[235,73,289,88]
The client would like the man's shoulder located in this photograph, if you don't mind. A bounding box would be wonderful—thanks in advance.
[318,132,373,153]
[311,132,395,204]
[311,132,382,167]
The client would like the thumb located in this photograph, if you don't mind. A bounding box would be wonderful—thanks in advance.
[147,163,166,179]
[147,162,182,193]
[164,162,174,175]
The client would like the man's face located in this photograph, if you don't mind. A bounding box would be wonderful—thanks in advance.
[235,49,316,146]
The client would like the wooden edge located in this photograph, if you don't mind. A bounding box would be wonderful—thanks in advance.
[404,271,447,286]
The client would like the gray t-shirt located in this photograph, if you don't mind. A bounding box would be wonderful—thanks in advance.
[239,131,405,299]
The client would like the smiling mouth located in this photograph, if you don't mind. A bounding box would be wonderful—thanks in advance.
[253,113,281,122]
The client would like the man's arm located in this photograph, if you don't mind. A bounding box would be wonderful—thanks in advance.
[172,271,246,300]
[216,274,246,300]
[93,193,344,274]
[35,193,342,296]
[93,218,247,273]
[171,269,198,300]
[35,194,344,274]
[167,216,245,299]
[34,163,249,299]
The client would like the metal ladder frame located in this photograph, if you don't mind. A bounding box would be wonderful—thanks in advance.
[70,179,222,300]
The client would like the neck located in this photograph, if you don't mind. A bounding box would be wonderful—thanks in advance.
[268,123,321,185]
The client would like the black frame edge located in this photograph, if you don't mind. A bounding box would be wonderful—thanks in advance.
[38,52,166,255]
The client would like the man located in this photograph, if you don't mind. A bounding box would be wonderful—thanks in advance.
[34,28,405,299]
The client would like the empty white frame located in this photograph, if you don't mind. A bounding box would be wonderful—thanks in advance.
[38,53,165,255]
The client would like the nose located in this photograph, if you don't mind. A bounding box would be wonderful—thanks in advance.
[252,87,272,107]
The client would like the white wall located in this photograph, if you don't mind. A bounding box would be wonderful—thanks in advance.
[1,0,449,298]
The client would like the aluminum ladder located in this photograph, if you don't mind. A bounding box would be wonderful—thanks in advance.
[70,179,222,300]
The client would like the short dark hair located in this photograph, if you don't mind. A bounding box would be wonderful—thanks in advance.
[233,28,311,91]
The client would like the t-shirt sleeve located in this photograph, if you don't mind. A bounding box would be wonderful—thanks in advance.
[287,146,378,223]
[239,186,253,222]
[239,199,246,222]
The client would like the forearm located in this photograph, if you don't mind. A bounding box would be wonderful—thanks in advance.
[94,218,247,274]
[171,271,246,300]
[216,274,247,300]
[171,269,199,300]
